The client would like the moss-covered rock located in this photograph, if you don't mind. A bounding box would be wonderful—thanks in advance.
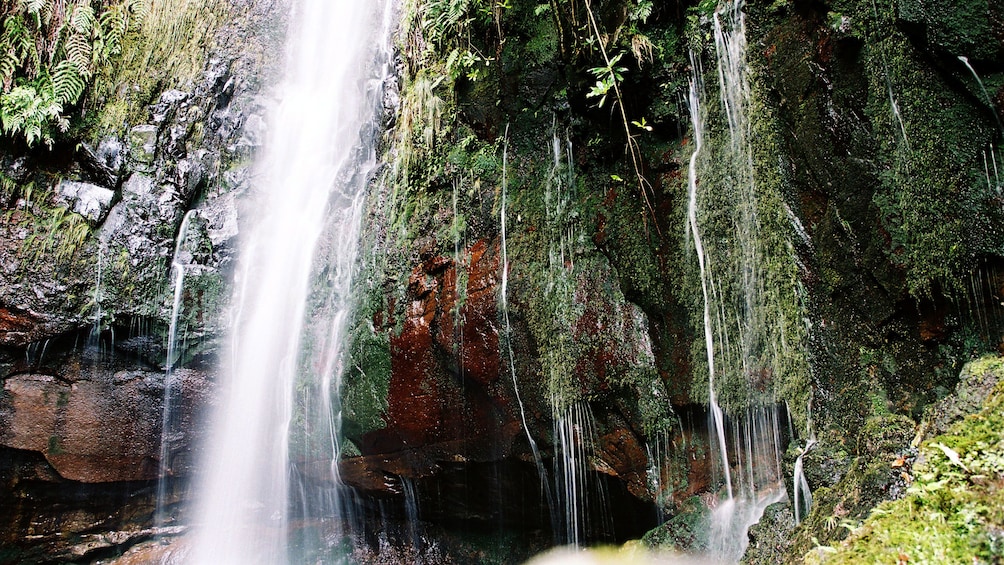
[808,355,1004,564]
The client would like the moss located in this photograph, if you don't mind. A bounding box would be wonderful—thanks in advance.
[46,435,63,455]
[642,496,710,554]
[682,8,810,424]
[88,0,230,139]
[810,358,1004,564]
[825,0,1004,297]
[341,324,392,442]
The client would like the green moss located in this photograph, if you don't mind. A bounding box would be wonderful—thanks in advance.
[89,0,230,139]
[642,496,710,554]
[682,13,809,424]
[46,435,63,455]
[341,324,392,442]
[811,358,1004,564]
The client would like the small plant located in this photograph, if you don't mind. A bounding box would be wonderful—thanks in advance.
[585,52,627,109]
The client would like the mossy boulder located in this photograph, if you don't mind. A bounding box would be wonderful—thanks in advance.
[807,355,1004,564]
[641,496,710,554]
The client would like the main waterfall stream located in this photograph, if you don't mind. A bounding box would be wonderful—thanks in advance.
[189,0,394,562]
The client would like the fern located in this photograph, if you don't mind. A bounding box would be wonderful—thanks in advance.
[68,2,95,35]
[0,84,61,146]
[51,60,86,103]
[1,0,142,146]
[19,0,48,19]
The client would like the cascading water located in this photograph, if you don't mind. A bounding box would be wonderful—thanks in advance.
[686,0,798,560]
[155,209,196,528]
[552,402,612,548]
[188,0,394,562]
[686,54,734,505]
[792,437,815,525]
[959,56,1004,135]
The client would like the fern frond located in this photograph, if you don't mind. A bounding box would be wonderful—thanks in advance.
[50,59,85,104]
[19,0,48,18]
[3,14,41,78]
[97,4,127,57]
[67,1,95,35]
[127,0,149,25]
[64,29,91,74]
[1,84,61,146]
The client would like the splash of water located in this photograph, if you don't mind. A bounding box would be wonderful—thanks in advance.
[959,56,1004,135]
[189,0,394,562]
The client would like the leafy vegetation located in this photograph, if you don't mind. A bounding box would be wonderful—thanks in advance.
[0,0,146,146]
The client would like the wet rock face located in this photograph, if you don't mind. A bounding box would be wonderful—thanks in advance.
[347,239,520,479]
[338,232,664,535]
[382,239,511,455]
[0,343,212,484]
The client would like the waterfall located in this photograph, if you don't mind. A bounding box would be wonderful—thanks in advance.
[189,0,394,562]
[155,209,196,529]
[686,0,795,560]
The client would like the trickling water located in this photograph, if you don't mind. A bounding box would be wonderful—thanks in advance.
[88,242,106,345]
[707,408,787,561]
[686,54,734,501]
[552,402,612,547]
[189,0,394,562]
[992,147,1001,189]
[499,124,551,518]
[686,0,796,560]
[155,209,197,529]
[959,56,1004,134]
[792,438,815,524]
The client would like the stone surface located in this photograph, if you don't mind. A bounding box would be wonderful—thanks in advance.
[0,362,210,483]
[54,181,116,224]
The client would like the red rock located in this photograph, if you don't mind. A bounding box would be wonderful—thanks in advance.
[0,367,209,483]
[357,238,518,467]
[0,307,45,347]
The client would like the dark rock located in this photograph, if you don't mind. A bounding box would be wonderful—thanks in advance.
[741,502,795,565]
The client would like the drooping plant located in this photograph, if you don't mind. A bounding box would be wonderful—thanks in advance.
[0,0,146,147]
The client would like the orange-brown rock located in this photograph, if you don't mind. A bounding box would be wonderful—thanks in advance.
[0,307,49,347]
[360,239,520,463]
[0,367,208,483]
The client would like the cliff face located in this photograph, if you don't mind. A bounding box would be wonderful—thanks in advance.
[0,0,1002,562]
[0,0,285,561]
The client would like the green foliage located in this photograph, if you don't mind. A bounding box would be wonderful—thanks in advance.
[586,51,627,108]
[811,359,1004,564]
[0,0,146,146]
[4,180,93,264]
[409,0,506,82]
